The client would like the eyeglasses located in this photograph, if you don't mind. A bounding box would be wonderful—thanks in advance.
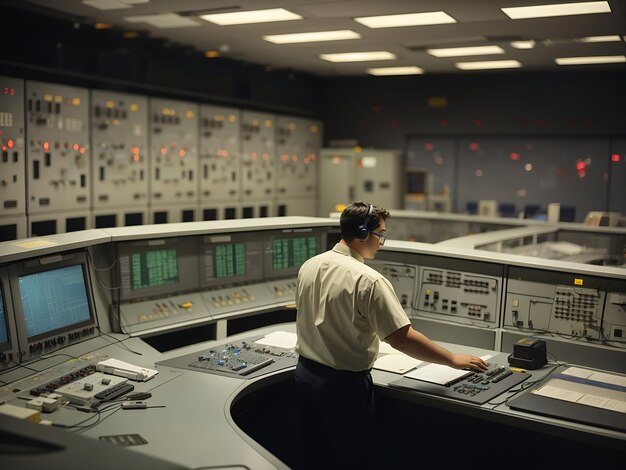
[370,231,387,245]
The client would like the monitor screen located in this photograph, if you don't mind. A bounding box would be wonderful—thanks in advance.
[18,264,93,340]
[117,237,200,302]
[201,234,263,288]
[0,285,9,348]
[263,230,323,280]
[129,249,179,291]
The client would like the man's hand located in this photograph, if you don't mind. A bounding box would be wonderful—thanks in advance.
[450,354,489,372]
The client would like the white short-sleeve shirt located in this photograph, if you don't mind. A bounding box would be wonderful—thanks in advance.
[295,243,411,372]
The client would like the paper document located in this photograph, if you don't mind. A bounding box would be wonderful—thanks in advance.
[403,363,473,386]
[533,378,626,414]
[374,355,422,374]
[254,331,297,350]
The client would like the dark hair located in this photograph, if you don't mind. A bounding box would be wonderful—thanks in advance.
[340,201,390,241]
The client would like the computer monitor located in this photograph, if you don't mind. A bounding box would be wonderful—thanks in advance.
[9,251,98,361]
[200,233,264,288]
[116,237,200,302]
[263,229,324,280]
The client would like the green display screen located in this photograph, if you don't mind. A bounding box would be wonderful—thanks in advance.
[272,237,317,270]
[130,249,179,290]
[215,243,246,278]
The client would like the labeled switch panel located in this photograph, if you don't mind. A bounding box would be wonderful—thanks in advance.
[366,261,418,309]
[240,111,275,199]
[149,98,199,204]
[602,291,626,342]
[417,267,500,324]
[199,105,240,204]
[91,91,148,209]
[0,76,26,219]
[275,116,321,199]
[504,268,606,339]
[26,81,90,213]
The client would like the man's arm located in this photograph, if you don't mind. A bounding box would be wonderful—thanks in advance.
[385,325,488,372]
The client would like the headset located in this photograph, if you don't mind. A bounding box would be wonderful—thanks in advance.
[355,204,374,241]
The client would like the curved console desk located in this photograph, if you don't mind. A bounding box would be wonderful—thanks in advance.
[1,216,625,469]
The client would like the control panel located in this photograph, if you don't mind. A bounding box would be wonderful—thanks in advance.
[602,291,626,341]
[0,76,26,222]
[390,363,528,405]
[115,292,211,335]
[416,267,500,324]
[157,336,298,380]
[199,105,240,207]
[149,98,199,207]
[23,326,97,360]
[504,267,606,339]
[240,110,275,200]
[366,260,417,309]
[91,90,148,212]
[25,81,90,214]
[275,116,321,199]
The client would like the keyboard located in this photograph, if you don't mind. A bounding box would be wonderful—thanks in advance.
[94,381,135,401]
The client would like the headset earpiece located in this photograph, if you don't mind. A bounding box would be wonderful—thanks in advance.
[355,204,373,241]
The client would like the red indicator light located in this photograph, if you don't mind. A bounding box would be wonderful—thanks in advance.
[80,147,86,155]
[576,161,586,171]
[73,143,79,151]
[43,141,50,151]
[510,152,520,160]
[7,139,14,148]
[612,153,621,162]
[424,143,434,151]
[469,142,480,151]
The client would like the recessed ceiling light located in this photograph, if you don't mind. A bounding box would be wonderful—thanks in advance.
[510,40,536,49]
[367,66,424,76]
[576,35,622,43]
[501,1,611,19]
[354,11,456,28]
[456,60,522,70]
[263,30,360,44]
[125,13,199,28]
[200,8,302,26]
[319,51,397,62]
[555,55,626,65]
[427,46,505,57]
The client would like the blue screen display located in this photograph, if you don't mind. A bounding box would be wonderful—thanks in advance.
[19,265,91,338]
[0,289,8,345]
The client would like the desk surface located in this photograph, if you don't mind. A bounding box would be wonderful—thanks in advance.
[1,323,625,469]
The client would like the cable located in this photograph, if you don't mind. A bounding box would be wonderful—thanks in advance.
[86,249,120,291]
[96,328,142,356]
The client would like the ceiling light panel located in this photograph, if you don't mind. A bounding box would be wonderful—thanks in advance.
[576,35,622,43]
[555,55,626,65]
[367,66,424,75]
[510,40,536,49]
[456,60,522,70]
[354,11,456,28]
[427,46,505,57]
[200,8,303,26]
[263,30,360,44]
[319,51,396,62]
[124,13,199,28]
[501,1,611,19]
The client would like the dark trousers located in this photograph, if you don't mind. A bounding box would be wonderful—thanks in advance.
[294,356,376,470]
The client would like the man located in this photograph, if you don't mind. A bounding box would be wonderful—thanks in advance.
[294,201,488,469]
